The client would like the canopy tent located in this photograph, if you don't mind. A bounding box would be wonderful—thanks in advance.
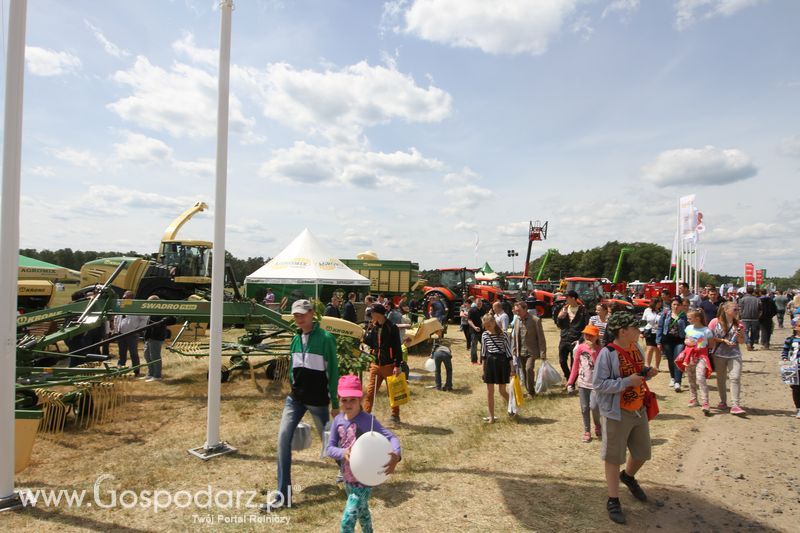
[18,255,80,282]
[477,261,499,280]
[244,228,370,300]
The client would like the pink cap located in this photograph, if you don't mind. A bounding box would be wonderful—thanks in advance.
[337,375,363,398]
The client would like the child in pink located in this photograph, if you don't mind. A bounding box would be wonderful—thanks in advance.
[677,309,714,414]
[567,324,602,442]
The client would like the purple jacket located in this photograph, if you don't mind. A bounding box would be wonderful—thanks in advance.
[326,411,401,486]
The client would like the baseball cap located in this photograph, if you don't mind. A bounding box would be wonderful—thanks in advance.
[607,312,640,334]
[582,324,600,337]
[566,290,579,299]
[371,303,387,315]
[337,374,363,398]
[291,299,314,314]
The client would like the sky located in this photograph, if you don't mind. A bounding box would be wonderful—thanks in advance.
[3,0,799,277]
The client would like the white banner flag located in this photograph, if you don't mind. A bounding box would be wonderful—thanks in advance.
[679,194,696,242]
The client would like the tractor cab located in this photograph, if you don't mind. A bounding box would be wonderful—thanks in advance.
[158,240,212,283]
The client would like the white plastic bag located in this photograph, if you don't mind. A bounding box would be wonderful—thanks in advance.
[291,422,313,451]
[508,386,518,416]
[535,360,562,394]
[780,358,799,386]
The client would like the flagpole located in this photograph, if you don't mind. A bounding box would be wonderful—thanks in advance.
[0,0,28,512]
[189,0,236,460]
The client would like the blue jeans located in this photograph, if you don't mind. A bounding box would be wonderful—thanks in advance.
[661,341,684,384]
[276,395,329,501]
[143,339,163,378]
[117,335,140,374]
[742,319,759,347]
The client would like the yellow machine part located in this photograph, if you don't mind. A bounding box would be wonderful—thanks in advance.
[15,410,42,474]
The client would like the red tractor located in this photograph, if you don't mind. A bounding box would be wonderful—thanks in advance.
[504,275,554,318]
[423,268,506,322]
[552,277,635,319]
[632,280,676,308]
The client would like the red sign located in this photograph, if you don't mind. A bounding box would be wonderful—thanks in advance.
[756,269,764,286]
[744,263,755,283]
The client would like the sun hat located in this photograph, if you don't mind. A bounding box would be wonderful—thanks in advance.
[291,299,313,314]
[338,375,363,398]
[582,324,600,336]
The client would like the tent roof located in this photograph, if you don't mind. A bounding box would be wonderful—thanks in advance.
[19,255,67,269]
[478,261,498,279]
[245,228,371,286]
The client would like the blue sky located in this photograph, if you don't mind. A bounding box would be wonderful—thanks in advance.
[4,0,799,277]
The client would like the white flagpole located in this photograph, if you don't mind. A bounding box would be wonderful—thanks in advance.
[0,0,28,511]
[189,0,236,460]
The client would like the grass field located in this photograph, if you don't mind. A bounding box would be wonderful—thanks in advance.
[9,309,738,533]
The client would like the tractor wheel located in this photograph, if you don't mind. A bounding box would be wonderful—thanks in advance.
[206,368,231,383]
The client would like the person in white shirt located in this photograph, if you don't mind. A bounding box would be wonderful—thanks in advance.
[492,301,510,335]
[113,291,149,376]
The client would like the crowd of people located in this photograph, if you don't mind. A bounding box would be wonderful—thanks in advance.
[257,282,799,528]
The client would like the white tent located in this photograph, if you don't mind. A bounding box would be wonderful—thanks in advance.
[245,228,370,298]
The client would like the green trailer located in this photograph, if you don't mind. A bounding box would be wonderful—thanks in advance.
[340,259,420,296]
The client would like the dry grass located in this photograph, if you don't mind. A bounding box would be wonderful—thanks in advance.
[8,320,725,532]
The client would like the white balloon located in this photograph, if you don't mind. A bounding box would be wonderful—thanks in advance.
[349,431,392,486]
[425,357,436,372]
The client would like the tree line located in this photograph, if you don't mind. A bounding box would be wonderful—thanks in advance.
[20,248,268,285]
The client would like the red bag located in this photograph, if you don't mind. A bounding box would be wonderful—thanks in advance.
[643,384,659,421]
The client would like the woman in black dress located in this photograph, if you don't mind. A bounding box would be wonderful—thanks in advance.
[481,313,512,422]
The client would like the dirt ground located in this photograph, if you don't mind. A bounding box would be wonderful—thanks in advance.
[5,319,799,532]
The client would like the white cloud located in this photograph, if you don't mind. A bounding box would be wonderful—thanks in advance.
[108,55,255,139]
[602,0,640,21]
[571,13,594,40]
[82,185,195,213]
[237,60,452,142]
[26,166,56,177]
[443,167,481,184]
[172,158,215,177]
[455,221,477,231]
[778,135,800,157]
[84,20,130,58]
[395,0,579,55]
[496,221,530,237]
[675,0,764,30]
[50,148,101,171]
[641,145,757,187]
[172,32,217,66]
[113,131,173,164]
[260,141,442,190]
[703,221,789,245]
[445,183,493,212]
[25,46,81,76]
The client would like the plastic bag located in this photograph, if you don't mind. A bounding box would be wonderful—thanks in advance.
[510,374,524,406]
[535,360,562,394]
[386,374,410,408]
[508,386,518,416]
[780,358,799,386]
[291,422,312,451]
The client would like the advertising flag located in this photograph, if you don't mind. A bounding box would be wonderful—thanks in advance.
[744,263,755,283]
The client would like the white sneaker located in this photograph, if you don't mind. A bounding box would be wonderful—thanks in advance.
[796,409,800,419]
[669,378,675,387]
[674,382,681,392]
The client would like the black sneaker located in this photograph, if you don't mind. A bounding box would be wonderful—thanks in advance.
[389,414,401,425]
[607,498,626,524]
[620,470,648,502]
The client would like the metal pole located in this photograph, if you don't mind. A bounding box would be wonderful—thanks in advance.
[0,0,28,510]
[189,0,236,460]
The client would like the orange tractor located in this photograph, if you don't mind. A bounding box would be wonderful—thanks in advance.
[423,268,506,322]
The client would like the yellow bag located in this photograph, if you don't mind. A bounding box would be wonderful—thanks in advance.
[510,375,524,407]
[386,374,410,408]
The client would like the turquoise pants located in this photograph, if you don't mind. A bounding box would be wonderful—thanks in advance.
[341,483,372,533]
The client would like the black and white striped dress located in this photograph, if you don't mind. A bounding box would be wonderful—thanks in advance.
[481,331,512,384]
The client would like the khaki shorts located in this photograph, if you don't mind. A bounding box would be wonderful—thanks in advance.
[601,408,651,465]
